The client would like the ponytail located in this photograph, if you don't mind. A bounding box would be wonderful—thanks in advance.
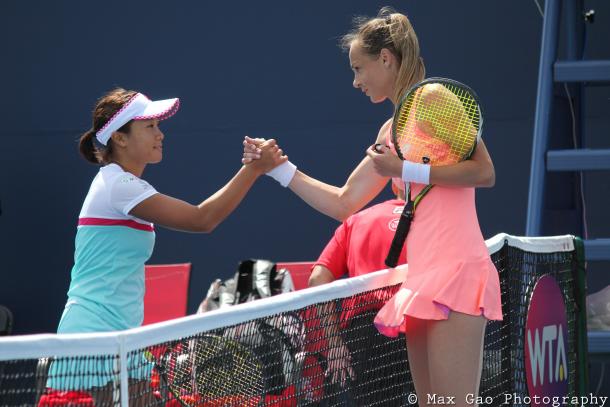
[79,88,135,166]
[388,12,425,104]
[79,129,100,164]
[340,7,426,105]
[78,129,114,165]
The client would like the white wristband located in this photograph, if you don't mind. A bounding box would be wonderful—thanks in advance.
[266,161,297,187]
[402,161,431,184]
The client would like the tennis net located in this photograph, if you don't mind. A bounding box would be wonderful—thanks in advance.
[0,233,588,406]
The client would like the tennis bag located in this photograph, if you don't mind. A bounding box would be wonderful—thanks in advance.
[199,260,311,398]
[198,259,295,312]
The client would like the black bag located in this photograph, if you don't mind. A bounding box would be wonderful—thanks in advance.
[234,259,295,303]
[0,305,13,336]
[223,313,306,395]
[198,259,295,312]
[198,260,306,396]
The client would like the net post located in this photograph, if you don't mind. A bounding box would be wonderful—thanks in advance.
[572,236,589,397]
[118,335,130,407]
[498,239,514,397]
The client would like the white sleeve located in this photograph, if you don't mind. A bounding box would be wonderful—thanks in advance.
[109,174,158,216]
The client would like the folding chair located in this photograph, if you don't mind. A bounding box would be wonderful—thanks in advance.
[143,263,192,325]
[275,262,315,291]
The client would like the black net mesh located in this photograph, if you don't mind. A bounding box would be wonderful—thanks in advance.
[0,238,585,406]
[0,355,120,406]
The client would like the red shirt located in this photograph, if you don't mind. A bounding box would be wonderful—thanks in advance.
[314,199,407,278]
[309,199,407,332]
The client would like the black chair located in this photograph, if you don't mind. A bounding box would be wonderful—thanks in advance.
[0,305,12,336]
[0,305,13,397]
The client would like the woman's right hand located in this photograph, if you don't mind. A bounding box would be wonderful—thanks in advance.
[247,138,288,175]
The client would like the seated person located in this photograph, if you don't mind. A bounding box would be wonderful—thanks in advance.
[309,186,413,406]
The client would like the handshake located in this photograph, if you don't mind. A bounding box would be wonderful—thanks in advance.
[242,136,297,187]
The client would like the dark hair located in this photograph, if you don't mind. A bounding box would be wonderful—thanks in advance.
[78,88,137,165]
[340,7,425,103]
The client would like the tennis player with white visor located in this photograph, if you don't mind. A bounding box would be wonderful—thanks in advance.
[46,88,285,404]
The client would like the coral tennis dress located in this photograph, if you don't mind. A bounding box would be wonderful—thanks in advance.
[374,124,503,337]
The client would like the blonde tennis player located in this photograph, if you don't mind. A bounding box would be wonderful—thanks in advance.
[243,7,502,407]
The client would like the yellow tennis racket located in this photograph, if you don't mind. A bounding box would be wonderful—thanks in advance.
[385,77,483,267]
[147,334,264,406]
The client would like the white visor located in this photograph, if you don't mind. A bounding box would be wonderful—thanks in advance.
[95,93,180,145]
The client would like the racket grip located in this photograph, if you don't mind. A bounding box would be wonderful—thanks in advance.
[385,202,413,268]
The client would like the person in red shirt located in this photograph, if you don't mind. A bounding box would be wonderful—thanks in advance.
[308,188,412,406]
[313,197,406,280]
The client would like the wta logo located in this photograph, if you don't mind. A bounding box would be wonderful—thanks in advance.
[524,275,568,400]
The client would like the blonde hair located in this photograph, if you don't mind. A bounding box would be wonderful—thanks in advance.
[341,7,425,104]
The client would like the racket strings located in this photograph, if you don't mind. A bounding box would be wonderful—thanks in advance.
[429,86,477,156]
[162,335,264,404]
[403,89,472,158]
[394,81,480,166]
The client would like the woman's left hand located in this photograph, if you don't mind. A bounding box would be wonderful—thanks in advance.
[366,144,403,178]
[242,136,265,164]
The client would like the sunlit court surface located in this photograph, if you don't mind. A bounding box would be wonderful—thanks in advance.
[1,0,609,406]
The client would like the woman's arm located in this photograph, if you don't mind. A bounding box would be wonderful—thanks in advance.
[286,157,388,222]
[430,139,495,187]
[130,140,286,233]
[243,121,393,222]
[366,138,495,188]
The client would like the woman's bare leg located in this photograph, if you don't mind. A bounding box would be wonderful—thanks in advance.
[426,312,486,407]
[405,317,432,405]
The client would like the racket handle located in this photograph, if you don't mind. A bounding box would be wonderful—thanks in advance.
[385,202,413,268]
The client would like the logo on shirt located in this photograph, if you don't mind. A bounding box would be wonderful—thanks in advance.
[119,176,150,190]
[388,218,400,231]
[393,206,404,214]
[119,176,135,184]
